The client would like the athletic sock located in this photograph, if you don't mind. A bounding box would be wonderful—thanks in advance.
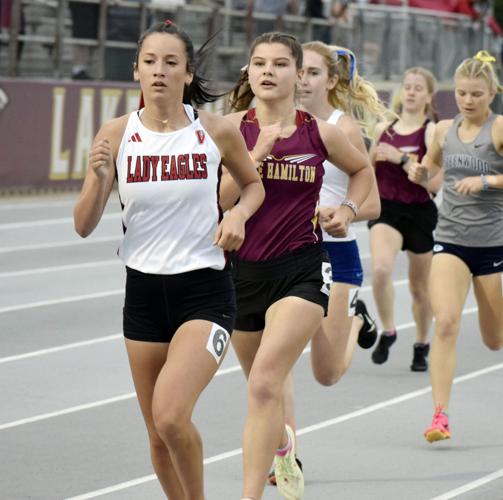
[276,431,292,456]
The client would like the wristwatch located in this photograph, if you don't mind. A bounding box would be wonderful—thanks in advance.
[399,153,409,168]
[480,174,490,190]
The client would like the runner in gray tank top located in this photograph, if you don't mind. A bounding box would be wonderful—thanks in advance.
[409,51,503,444]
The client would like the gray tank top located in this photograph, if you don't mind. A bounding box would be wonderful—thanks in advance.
[436,113,503,246]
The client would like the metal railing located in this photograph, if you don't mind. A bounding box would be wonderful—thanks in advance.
[0,0,499,82]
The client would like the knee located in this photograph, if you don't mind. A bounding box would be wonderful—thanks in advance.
[482,335,503,351]
[434,313,460,341]
[372,264,393,285]
[312,364,346,387]
[248,374,282,408]
[153,409,188,445]
[409,282,429,305]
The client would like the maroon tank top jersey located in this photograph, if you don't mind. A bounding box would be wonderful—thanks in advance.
[238,108,328,261]
[376,120,431,204]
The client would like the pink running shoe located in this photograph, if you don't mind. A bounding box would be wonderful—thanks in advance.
[424,407,451,443]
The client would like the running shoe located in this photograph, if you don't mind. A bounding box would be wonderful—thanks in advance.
[424,407,451,443]
[410,342,429,372]
[355,299,378,349]
[371,331,396,364]
[268,456,303,487]
[274,425,304,499]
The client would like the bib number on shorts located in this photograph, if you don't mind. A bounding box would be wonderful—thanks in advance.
[320,261,332,296]
[348,287,359,316]
[206,323,230,364]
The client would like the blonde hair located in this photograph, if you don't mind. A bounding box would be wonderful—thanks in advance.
[454,50,503,93]
[302,41,388,138]
[391,66,438,121]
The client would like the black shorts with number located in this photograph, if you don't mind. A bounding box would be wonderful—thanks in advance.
[123,265,237,343]
[368,198,438,254]
[231,244,331,332]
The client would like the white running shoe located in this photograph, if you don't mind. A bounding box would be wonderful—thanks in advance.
[273,425,304,500]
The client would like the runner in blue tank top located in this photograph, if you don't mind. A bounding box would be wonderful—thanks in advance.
[221,32,374,500]
[409,51,503,444]
[74,21,264,500]
[368,66,443,370]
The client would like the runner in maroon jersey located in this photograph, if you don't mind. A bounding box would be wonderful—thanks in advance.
[221,32,373,500]
[368,67,442,371]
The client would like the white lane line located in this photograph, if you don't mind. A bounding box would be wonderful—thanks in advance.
[0,394,137,431]
[1,256,371,280]
[0,212,120,230]
[0,334,122,364]
[0,236,120,254]
[0,260,120,278]
[429,468,503,500]
[0,200,76,210]
[0,308,476,430]
[0,275,404,316]
[66,356,503,500]
[0,363,242,431]
[0,290,124,314]
[0,276,404,357]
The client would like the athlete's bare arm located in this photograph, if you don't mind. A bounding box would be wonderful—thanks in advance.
[317,118,373,210]
[200,111,265,250]
[337,115,380,221]
[408,120,451,187]
[74,114,128,237]
[218,111,248,211]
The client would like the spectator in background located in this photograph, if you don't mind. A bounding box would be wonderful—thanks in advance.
[304,0,330,43]
[0,0,26,62]
[248,0,299,40]
[105,1,147,81]
[69,1,99,79]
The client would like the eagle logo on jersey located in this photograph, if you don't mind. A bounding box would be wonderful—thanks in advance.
[196,130,205,144]
[264,153,318,164]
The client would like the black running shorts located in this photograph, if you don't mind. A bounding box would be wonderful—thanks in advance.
[368,198,438,254]
[231,244,331,332]
[123,265,237,343]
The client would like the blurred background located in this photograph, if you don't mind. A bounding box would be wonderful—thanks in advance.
[1,0,503,193]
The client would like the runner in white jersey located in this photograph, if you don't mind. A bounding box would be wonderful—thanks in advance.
[264,41,387,487]
[74,21,264,499]
[409,51,503,444]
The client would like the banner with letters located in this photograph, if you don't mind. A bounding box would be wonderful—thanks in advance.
[0,77,457,193]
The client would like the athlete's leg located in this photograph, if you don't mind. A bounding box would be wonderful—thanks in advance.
[152,320,229,500]
[473,272,503,350]
[125,340,184,498]
[231,330,263,378]
[242,297,323,500]
[406,250,434,344]
[429,254,471,411]
[369,223,403,331]
[310,282,360,385]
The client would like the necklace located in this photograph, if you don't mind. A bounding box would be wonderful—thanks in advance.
[147,111,170,125]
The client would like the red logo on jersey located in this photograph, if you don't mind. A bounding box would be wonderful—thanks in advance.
[128,132,142,143]
[196,130,205,144]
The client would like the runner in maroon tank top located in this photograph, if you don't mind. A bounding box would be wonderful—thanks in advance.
[220,32,373,500]
[368,67,443,371]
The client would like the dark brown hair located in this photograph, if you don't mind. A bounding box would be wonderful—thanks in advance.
[229,32,303,112]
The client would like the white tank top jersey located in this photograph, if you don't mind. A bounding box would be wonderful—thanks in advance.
[319,109,356,242]
[116,104,225,274]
